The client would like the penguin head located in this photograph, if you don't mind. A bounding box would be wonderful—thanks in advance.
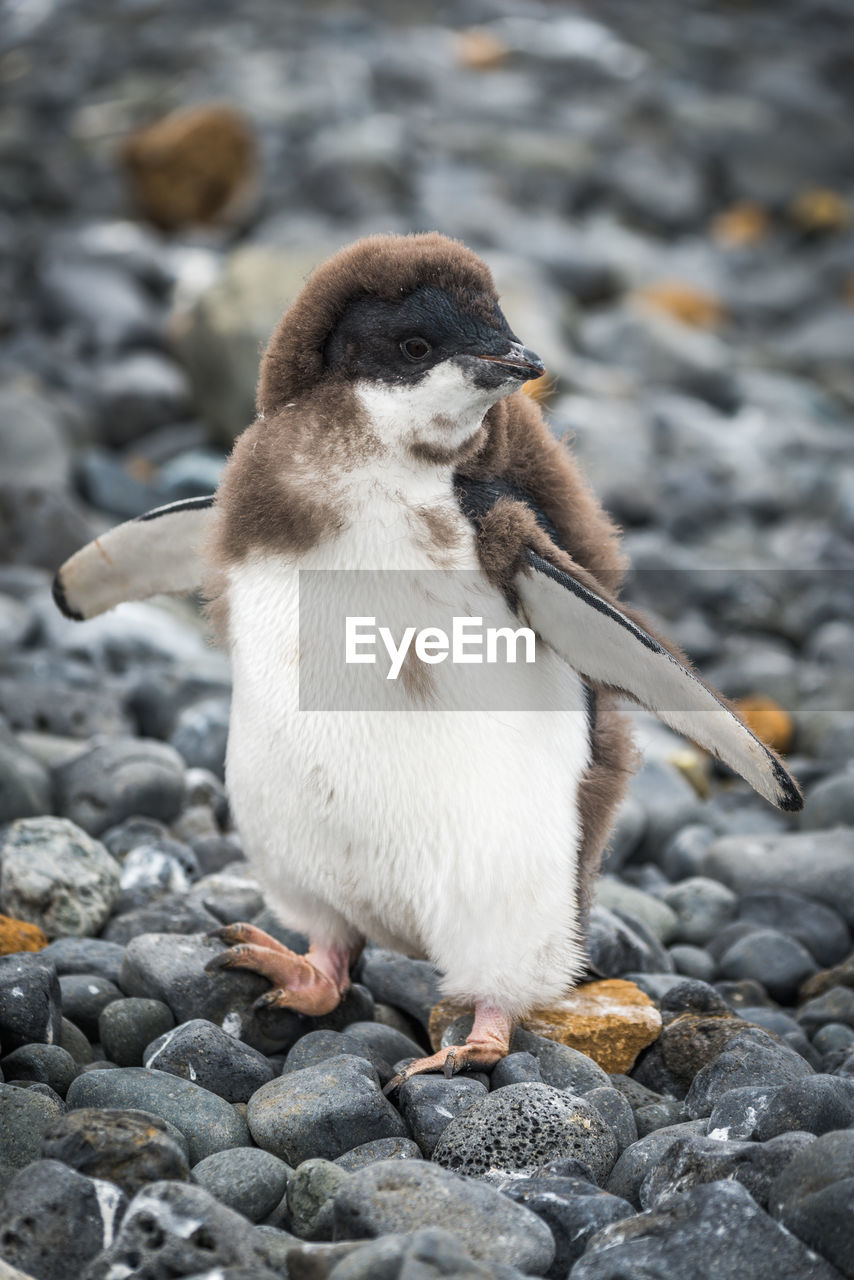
[257,233,544,461]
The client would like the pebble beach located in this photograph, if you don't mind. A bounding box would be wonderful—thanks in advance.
[1,0,854,1277]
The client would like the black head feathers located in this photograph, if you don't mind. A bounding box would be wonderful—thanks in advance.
[257,232,500,415]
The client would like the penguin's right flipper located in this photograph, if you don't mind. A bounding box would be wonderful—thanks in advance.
[516,549,803,814]
[52,495,215,621]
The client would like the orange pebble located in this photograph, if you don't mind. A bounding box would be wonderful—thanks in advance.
[634,281,725,329]
[735,695,795,755]
[712,202,770,247]
[0,913,48,955]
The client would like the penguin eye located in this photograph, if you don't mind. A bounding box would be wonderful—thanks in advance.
[400,336,432,361]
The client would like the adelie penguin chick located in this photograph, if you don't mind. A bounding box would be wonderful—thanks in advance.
[54,233,802,1085]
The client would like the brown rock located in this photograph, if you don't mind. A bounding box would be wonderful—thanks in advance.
[800,955,854,1002]
[789,187,850,234]
[429,980,662,1075]
[122,103,257,231]
[712,202,770,247]
[0,913,47,956]
[456,28,510,71]
[657,1012,748,1088]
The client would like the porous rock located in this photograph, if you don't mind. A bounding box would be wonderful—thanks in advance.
[431,1082,619,1183]
[0,817,120,937]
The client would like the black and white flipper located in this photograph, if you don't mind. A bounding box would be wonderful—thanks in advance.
[52,495,215,621]
[517,550,803,813]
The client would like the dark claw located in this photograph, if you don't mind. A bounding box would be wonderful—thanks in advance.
[206,924,243,945]
[204,949,239,974]
[443,1051,459,1079]
[252,989,287,1012]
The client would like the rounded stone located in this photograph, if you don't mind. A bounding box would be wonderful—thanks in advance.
[247,1055,408,1165]
[662,876,738,946]
[331,1158,555,1274]
[669,944,716,982]
[58,973,122,1040]
[54,738,186,837]
[192,1147,291,1223]
[0,1043,78,1097]
[397,1074,487,1157]
[286,1157,351,1240]
[0,952,62,1050]
[717,928,818,1003]
[143,1017,275,1102]
[98,998,175,1068]
[41,1106,190,1195]
[333,1137,423,1171]
[432,1082,619,1183]
[40,937,126,986]
[0,1081,65,1167]
[66,1067,250,1164]
[684,1028,814,1119]
[0,817,120,937]
[753,1075,854,1139]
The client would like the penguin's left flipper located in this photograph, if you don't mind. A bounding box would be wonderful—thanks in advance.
[52,495,215,621]
[516,549,803,814]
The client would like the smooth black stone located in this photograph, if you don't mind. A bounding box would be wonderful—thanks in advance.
[397,1074,488,1157]
[286,1156,351,1240]
[355,948,442,1030]
[605,1121,710,1207]
[54,737,186,836]
[584,1086,638,1152]
[58,972,123,1040]
[490,1051,544,1088]
[282,1029,393,1086]
[42,1106,189,1195]
[98,997,175,1067]
[40,937,126,986]
[0,952,62,1051]
[103,895,222,944]
[769,1130,854,1278]
[59,1017,94,1066]
[143,1017,276,1102]
[0,1043,78,1097]
[799,986,854,1036]
[343,1019,425,1065]
[718,929,818,1003]
[0,1158,126,1280]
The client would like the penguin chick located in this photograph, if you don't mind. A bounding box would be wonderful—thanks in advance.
[53,233,802,1087]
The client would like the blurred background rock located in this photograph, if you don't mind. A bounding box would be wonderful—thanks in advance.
[0,0,853,809]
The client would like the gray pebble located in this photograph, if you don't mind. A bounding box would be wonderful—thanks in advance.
[333,1136,422,1171]
[58,972,122,1040]
[343,1019,425,1065]
[0,817,120,936]
[634,1099,688,1137]
[192,1146,291,1223]
[356,948,442,1031]
[41,1106,190,1195]
[432,1082,618,1183]
[718,929,818,1003]
[706,1085,781,1140]
[800,771,854,831]
[39,937,125,986]
[663,876,738,946]
[0,952,61,1050]
[490,1051,544,1089]
[282,1028,393,1085]
[640,1131,815,1211]
[248,1055,408,1165]
[0,1158,126,1280]
[286,1157,350,1239]
[143,1017,275,1102]
[60,1016,93,1065]
[669,944,716,981]
[0,1043,78,1097]
[584,1086,638,1153]
[103,894,221,945]
[66,1067,250,1164]
[798,985,854,1036]
[54,738,185,836]
[98,997,175,1067]
[813,1022,854,1055]
[739,889,851,967]
[0,723,51,824]
[0,1080,65,1167]
[331,1158,555,1274]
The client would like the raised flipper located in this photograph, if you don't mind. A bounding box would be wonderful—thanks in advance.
[52,495,215,621]
[516,549,802,813]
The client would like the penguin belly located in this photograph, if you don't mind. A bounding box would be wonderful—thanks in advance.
[224,548,593,1015]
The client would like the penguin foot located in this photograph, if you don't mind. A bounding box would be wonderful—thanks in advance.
[205,923,351,1017]
[383,1004,513,1094]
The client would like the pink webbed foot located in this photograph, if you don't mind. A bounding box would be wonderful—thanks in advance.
[384,1004,513,1094]
[206,922,354,1017]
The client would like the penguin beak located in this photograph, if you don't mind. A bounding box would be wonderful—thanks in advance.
[470,339,545,381]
